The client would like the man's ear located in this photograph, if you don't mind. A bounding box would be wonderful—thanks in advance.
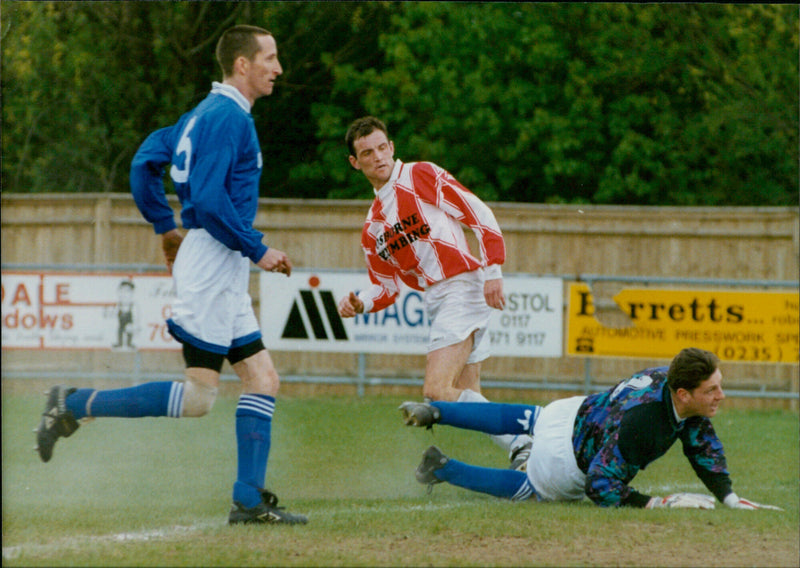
[233,55,249,76]
[348,155,360,170]
[675,387,691,404]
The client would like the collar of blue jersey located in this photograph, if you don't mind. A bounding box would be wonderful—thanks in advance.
[374,160,403,196]
[210,81,251,114]
[663,386,685,428]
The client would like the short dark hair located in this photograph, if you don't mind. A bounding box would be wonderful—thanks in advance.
[215,25,272,78]
[667,347,720,392]
[345,116,389,157]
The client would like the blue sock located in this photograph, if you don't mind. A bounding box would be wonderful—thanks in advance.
[233,394,275,508]
[65,382,184,420]
[437,459,536,501]
[431,402,541,436]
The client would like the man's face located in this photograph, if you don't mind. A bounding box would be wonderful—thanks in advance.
[245,34,282,99]
[683,369,725,418]
[349,129,395,188]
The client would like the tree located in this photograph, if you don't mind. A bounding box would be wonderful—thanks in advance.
[252,1,394,198]
[1,0,392,197]
[2,2,797,206]
[306,3,798,205]
[1,1,252,192]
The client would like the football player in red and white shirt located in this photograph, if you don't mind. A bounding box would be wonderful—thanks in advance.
[338,116,532,469]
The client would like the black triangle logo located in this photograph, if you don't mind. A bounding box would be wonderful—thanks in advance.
[281,300,308,339]
[279,289,350,341]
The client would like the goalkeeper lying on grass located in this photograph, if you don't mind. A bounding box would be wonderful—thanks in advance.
[400,347,781,510]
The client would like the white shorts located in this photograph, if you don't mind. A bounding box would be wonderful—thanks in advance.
[526,396,587,502]
[424,270,492,364]
[167,229,261,354]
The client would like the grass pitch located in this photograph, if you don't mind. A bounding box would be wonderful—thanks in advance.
[2,381,798,567]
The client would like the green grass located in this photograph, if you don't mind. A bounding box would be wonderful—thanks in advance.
[2,383,798,567]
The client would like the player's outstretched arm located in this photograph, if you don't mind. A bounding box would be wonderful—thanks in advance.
[723,493,784,511]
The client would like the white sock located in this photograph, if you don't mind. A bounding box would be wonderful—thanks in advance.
[456,388,488,403]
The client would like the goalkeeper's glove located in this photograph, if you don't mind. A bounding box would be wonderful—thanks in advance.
[646,493,716,509]
[723,493,783,511]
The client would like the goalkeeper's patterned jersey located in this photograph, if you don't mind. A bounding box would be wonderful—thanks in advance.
[357,160,506,313]
[130,82,268,264]
[572,367,732,508]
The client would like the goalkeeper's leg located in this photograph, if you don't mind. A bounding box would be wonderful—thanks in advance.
[421,447,537,501]
[431,401,541,436]
[452,389,537,471]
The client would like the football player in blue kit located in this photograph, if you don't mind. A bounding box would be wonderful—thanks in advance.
[400,347,782,510]
[35,25,307,525]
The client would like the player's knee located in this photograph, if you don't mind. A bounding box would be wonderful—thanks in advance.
[242,367,280,396]
[423,384,447,402]
[182,378,218,417]
[231,342,281,396]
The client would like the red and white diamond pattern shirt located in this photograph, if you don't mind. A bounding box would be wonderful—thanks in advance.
[357,160,506,313]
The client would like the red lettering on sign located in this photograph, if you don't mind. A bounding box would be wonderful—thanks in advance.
[11,283,32,306]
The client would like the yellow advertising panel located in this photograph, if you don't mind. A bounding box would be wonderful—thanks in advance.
[567,283,799,363]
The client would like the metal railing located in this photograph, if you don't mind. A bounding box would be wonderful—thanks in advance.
[2,264,797,400]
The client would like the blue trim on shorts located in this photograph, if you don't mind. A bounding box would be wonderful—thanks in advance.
[230,330,263,349]
[167,319,229,355]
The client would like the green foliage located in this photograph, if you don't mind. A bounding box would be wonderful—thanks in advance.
[2,2,797,205]
[1,0,251,192]
[310,3,798,205]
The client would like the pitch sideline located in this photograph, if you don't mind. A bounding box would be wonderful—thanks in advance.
[1,501,473,561]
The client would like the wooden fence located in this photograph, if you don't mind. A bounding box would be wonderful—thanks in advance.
[2,194,798,406]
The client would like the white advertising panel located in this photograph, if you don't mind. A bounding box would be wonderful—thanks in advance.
[259,270,563,357]
[1,272,178,350]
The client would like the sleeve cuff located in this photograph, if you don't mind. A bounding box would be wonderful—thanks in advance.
[723,493,739,508]
[153,217,178,235]
[622,490,653,508]
[359,294,374,314]
[484,264,503,280]
[248,243,269,265]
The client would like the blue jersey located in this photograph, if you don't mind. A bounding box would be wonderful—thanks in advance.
[572,367,732,507]
[130,82,268,264]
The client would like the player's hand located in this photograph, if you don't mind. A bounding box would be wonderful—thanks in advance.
[484,278,506,310]
[161,229,183,275]
[338,291,364,317]
[646,493,716,509]
[257,248,292,277]
[724,494,784,511]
